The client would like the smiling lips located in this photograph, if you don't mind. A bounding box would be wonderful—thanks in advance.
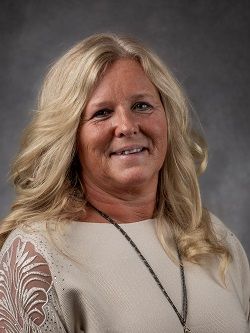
[111,146,147,156]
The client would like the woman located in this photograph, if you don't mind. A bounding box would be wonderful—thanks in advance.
[0,33,249,332]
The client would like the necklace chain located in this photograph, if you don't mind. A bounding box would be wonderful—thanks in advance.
[89,203,191,332]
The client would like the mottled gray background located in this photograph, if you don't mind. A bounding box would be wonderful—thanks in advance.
[0,0,249,258]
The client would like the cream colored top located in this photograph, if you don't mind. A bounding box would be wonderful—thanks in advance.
[0,214,249,332]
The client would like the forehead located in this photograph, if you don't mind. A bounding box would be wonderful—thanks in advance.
[86,58,159,105]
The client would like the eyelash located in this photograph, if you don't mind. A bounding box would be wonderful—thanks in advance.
[91,101,153,119]
[92,109,112,119]
[132,102,152,111]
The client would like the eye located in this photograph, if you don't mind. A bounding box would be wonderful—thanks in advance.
[132,102,152,112]
[91,109,112,119]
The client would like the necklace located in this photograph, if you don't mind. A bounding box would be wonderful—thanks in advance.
[89,203,191,333]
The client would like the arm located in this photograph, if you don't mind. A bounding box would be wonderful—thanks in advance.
[0,236,68,332]
[230,232,250,324]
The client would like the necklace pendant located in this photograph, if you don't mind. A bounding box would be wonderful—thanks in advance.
[184,326,191,333]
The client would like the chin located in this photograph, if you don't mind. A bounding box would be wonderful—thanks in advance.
[114,170,157,189]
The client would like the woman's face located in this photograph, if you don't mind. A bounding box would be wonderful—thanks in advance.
[78,58,168,194]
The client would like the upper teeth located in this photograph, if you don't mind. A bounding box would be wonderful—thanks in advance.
[118,148,143,155]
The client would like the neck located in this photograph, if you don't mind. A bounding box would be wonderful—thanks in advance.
[82,182,157,223]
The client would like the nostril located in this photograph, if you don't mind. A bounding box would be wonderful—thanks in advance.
[116,125,139,138]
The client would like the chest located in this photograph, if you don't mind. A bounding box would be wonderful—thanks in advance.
[53,239,249,333]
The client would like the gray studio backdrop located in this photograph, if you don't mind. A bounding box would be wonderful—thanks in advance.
[0,1,249,258]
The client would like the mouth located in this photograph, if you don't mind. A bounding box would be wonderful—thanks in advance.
[110,147,147,156]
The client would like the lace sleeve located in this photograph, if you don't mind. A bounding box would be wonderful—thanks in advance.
[0,236,68,332]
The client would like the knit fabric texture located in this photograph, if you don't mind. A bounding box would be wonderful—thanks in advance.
[0,213,249,332]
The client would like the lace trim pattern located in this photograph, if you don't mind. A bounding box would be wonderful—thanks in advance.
[0,237,54,331]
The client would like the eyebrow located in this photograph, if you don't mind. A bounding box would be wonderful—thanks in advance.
[130,93,157,100]
[88,93,157,109]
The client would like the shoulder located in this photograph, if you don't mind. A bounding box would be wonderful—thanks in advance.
[209,212,250,320]
[1,218,72,252]
[0,226,53,297]
[209,212,249,272]
[0,223,68,330]
[0,222,72,277]
[1,222,53,262]
[209,212,249,267]
[0,222,58,290]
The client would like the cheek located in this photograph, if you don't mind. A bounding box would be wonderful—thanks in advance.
[78,127,98,153]
[77,126,110,165]
[77,129,94,168]
[152,115,168,146]
[161,122,168,148]
[155,118,168,162]
[159,112,168,141]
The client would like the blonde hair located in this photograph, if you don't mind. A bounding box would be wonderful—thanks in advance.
[0,33,231,278]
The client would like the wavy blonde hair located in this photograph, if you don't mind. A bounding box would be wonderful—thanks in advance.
[0,33,231,278]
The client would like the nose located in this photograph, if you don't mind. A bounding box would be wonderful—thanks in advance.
[114,108,139,138]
